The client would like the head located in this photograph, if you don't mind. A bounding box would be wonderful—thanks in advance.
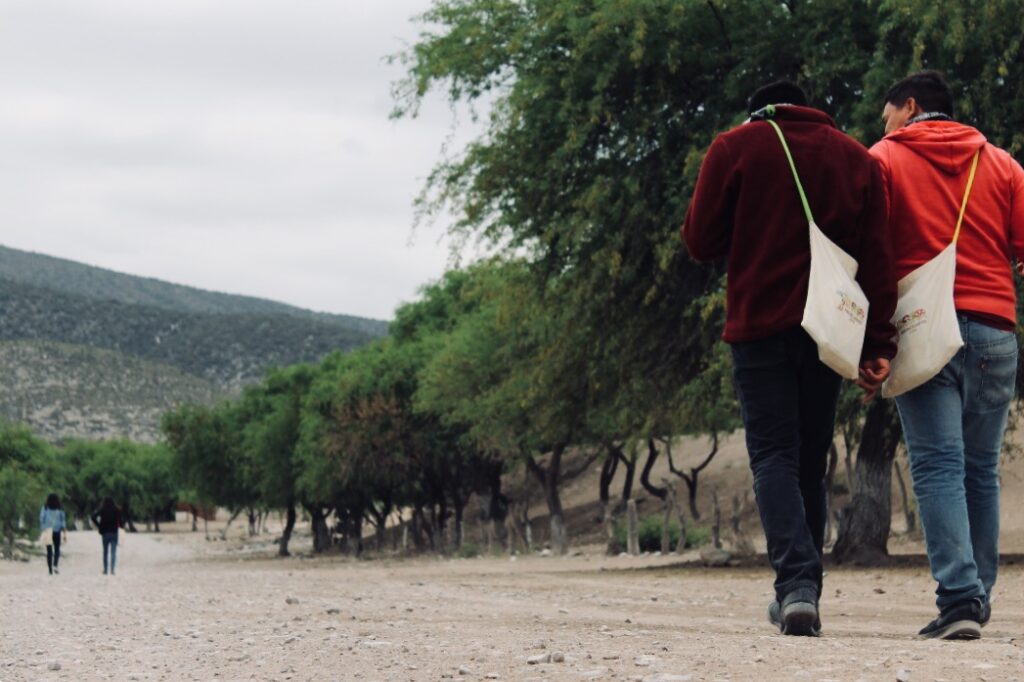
[101,497,116,512]
[748,80,808,114]
[882,70,954,134]
[46,493,61,510]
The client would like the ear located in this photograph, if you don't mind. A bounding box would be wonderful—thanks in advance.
[904,96,923,116]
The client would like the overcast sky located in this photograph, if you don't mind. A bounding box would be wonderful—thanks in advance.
[0,1,480,320]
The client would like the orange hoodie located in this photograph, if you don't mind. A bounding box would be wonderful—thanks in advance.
[870,121,1024,328]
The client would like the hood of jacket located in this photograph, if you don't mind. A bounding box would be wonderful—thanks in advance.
[882,120,987,175]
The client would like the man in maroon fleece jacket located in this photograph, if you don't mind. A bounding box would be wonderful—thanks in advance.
[682,81,897,636]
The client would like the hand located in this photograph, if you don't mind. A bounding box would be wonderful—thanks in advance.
[855,358,891,402]
[1016,261,1024,277]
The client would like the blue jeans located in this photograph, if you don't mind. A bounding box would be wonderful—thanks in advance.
[102,532,118,574]
[731,328,842,602]
[895,316,1017,611]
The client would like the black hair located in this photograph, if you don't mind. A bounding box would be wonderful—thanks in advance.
[884,70,954,116]
[748,80,808,114]
[46,493,62,510]
[101,497,117,513]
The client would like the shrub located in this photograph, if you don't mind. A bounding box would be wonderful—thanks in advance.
[614,515,711,553]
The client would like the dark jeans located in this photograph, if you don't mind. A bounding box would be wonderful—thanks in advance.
[731,328,842,603]
[46,530,61,574]
[102,532,118,574]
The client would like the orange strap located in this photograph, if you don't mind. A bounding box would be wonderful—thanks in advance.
[952,150,981,244]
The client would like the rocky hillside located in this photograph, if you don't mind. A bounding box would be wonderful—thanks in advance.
[0,340,224,442]
[0,245,388,441]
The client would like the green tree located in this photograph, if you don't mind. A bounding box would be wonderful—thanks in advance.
[0,421,53,558]
[239,365,315,556]
[162,402,255,537]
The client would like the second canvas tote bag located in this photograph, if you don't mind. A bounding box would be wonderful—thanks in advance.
[881,150,981,398]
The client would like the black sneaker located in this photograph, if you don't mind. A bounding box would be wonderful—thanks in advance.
[918,600,983,640]
[980,601,991,628]
[768,588,821,637]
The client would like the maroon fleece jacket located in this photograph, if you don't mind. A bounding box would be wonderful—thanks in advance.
[682,105,898,361]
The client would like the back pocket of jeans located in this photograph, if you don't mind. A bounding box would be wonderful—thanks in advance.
[977,346,1018,410]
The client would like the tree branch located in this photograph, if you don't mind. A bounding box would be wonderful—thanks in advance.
[704,0,733,53]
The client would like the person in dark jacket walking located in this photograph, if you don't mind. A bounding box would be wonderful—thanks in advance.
[91,497,123,575]
[39,493,67,575]
[682,81,898,636]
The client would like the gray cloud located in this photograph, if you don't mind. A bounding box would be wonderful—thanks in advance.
[0,0,477,319]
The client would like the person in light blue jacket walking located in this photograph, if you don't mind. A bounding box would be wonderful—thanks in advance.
[39,493,67,575]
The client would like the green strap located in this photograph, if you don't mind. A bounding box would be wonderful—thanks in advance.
[766,119,814,224]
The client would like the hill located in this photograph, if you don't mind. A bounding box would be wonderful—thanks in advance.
[0,244,388,335]
[0,245,389,441]
[0,276,379,387]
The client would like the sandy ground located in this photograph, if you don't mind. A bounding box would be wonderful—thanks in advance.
[3,526,1024,682]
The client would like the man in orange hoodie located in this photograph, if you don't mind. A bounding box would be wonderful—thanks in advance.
[871,70,1024,640]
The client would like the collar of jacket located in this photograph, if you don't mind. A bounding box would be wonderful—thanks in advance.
[907,111,953,125]
[747,104,838,129]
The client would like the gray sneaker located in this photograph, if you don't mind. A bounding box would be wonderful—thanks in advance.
[918,599,982,640]
[768,588,821,637]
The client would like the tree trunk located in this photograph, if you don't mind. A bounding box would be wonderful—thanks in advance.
[626,499,640,555]
[122,502,138,532]
[527,445,569,555]
[309,507,332,553]
[832,400,902,564]
[664,480,687,553]
[894,453,917,534]
[454,503,464,551]
[345,514,362,556]
[219,508,242,541]
[190,505,198,532]
[711,488,722,549]
[374,510,388,551]
[278,502,296,557]
[598,451,618,506]
[824,442,839,546]
[665,434,720,521]
[618,448,637,508]
[660,494,672,554]
[412,505,429,551]
[640,438,667,500]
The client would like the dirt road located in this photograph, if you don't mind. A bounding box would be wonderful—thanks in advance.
[2,529,1023,681]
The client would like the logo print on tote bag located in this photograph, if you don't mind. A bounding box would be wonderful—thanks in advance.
[895,308,927,334]
[836,290,867,323]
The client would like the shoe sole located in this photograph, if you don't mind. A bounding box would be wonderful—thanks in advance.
[920,620,981,640]
[782,602,820,637]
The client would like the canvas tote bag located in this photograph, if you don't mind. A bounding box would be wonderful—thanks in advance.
[881,150,981,398]
[766,120,869,380]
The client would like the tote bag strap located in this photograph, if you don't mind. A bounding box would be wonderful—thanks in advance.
[951,150,981,244]
[765,118,815,225]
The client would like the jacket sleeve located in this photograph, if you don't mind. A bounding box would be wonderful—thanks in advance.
[682,134,737,262]
[857,154,898,361]
[1008,152,1024,264]
[39,506,46,528]
[91,511,101,528]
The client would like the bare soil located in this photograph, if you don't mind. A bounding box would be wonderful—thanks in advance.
[3,522,1024,682]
